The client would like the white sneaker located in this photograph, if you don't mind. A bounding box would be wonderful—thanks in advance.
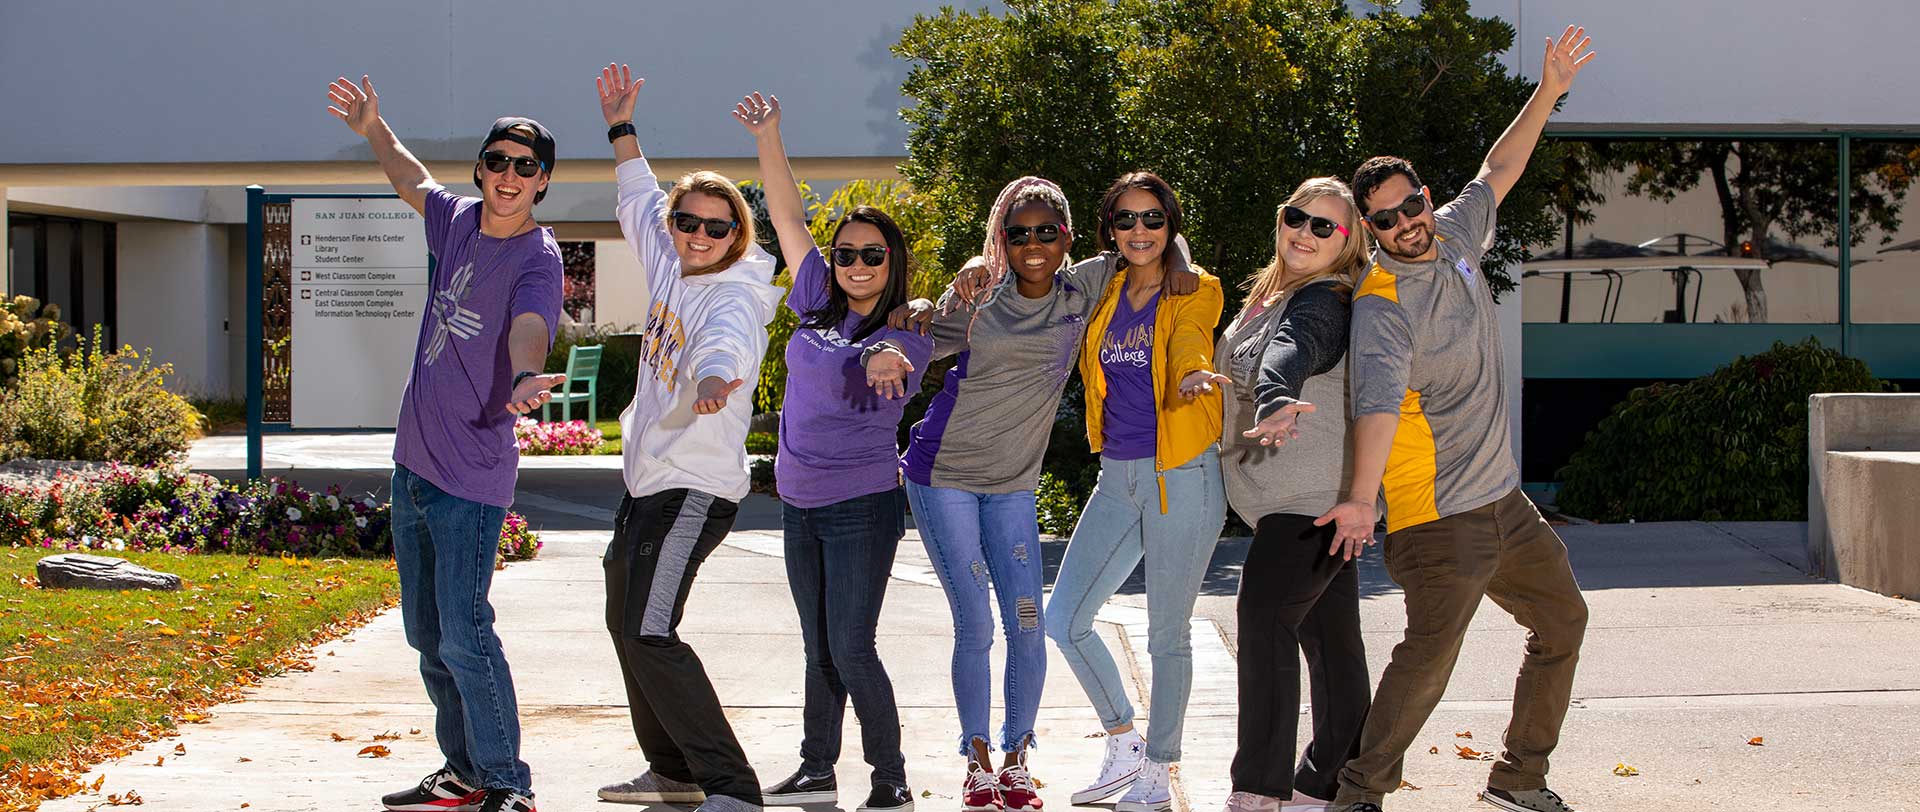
[1113,760,1171,812]
[1070,729,1145,804]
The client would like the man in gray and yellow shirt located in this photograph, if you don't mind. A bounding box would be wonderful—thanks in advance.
[1316,25,1599,812]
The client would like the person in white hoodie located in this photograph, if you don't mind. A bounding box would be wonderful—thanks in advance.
[592,64,783,812]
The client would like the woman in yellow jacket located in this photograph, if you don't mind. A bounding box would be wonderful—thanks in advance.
[1044,171,1227,812]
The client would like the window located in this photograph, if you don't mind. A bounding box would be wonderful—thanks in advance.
[6,213,117,345]
[1848,139,1920,324]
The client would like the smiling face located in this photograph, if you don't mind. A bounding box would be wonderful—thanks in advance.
[1280,195,1354,280]
[670,190,740,273]
[1361,173,1437,262]
[1111,188,1167,269]
[475,140,547,224]
[831,220,890,311]
[1004,199,1071,288]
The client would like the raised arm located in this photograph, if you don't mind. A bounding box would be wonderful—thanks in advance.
[599,63,681,294]
[1477,25,1597,205]
[326,75,435,215]
[734,93,820,289]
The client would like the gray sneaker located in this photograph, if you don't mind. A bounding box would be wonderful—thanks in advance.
[1481,787,1575,812]
[598,771,708,804]
[696,795,764,812]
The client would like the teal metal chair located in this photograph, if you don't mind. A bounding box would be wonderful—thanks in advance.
[541,344,603,425]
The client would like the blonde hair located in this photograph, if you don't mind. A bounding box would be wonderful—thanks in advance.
[1243,177,1369,307]
[665,171,758,274]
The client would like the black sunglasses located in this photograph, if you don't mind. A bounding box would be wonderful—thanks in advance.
[831,245,890,268]
[1363,193,1428,231]
[1282,206,1349,239]
[669,211,739,239]
[1002,223,1065,246]
[1109,209,1167,232]
[480,151,544,178]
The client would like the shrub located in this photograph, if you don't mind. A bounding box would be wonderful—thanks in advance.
[744,431,778,456]
[0,328,200,465]
[1555,339,1893,523]
[0,295,69,389]
[514,417,604,456]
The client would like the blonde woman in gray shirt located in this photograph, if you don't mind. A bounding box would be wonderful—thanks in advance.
[1214,178,1371,812]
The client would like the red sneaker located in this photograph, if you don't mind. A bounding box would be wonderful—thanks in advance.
[999,762,1043,812]
[962,764,1004,812]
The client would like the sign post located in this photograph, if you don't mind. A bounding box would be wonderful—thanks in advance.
[246,191,426,478]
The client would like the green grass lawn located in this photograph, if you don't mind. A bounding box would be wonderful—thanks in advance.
[0,548,398,807]
[595,418,621,455]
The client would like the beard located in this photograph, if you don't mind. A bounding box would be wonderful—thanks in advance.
[1381,223,1434,261]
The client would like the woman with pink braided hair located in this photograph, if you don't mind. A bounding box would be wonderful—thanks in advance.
[881,176,1195,812]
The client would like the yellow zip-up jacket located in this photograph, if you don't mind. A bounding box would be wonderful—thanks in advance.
[1079,266,1225,513]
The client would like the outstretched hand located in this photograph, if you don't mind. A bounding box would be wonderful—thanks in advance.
[732,92,781,138]
[326,75,381,137]
[1242,401,1317,446]
[506,373,568,416]
[598,63,644,127]
[1539,25,1596,97]
[865,345,915,400]
[694,376,743,415]
[1314,500,1379,562]
[1178,370,1231,400]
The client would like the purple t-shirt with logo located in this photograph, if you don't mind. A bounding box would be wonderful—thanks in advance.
[392,188,563,508]
[776,248,932,508]
[1098,291,1159,461]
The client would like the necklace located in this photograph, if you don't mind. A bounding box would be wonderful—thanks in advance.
[462,210,534,286]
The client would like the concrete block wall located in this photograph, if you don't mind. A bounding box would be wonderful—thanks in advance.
[116,222,231,398]
[1807,393,1920,596]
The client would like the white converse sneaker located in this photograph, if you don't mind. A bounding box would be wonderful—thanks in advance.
[1070,729,1145,804]
[1278,789,1331,811]
[1113,760,1171,812]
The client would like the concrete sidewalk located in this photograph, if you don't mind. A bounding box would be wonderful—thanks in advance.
[42,433,1920,810]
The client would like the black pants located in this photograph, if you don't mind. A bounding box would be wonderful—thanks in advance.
[1231,512,1370,800]
[604,489,761,804]
[784,488,908,786]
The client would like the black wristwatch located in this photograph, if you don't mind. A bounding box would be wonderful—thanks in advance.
[512,370,537,388]
[607,121,637,142]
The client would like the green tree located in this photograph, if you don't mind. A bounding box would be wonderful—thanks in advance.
[895,0,1582,305]
[1604,140,1920,323]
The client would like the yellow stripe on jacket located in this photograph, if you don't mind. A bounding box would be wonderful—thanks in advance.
[1354,265,1441,532]
[1079,267,1224,513]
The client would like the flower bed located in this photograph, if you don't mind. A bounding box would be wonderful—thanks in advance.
[513,417,605,456]
[0,464,538,561]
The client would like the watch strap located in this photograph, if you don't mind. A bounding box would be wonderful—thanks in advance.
[607,121,637,143]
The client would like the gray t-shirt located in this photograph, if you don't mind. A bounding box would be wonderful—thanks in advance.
[1217,280,1353,523]
[901,255,1122,493]
[1349,178,1517,533]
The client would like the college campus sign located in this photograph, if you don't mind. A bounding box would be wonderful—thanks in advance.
[287,198,429,429]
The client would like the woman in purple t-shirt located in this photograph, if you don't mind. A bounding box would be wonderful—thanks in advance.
[734,93,932,812]
[1045,172,1229,812]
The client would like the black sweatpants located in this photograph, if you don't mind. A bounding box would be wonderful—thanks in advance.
[604,488,761,804]
[1231,512,1371,800]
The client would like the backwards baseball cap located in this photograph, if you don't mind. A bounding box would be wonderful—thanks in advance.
[474,116,557,204]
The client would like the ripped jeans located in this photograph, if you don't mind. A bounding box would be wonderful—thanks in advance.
[906,480,1048,756]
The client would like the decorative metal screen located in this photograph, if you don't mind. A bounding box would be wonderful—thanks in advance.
[262,202,292,422]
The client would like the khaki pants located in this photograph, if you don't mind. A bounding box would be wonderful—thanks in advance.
[1334,489,1589,805]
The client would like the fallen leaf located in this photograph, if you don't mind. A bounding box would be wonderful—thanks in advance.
[408,728,421,735]
[329,732,348,742]
[1397,780,1421,791]
[153,756,164,767]
[1456,744,1489,760]
[156,627,181,637]
[173,744,186,756]
[242,805,250,809]
[1428,746,1439,754]
[1455,730,1473,739]
[1747,737,1765,746]
[237,757,252,763]
[1613,763,1640,777]
[372,730,402,742]
[179,712,207,723]
[357,745,391,758]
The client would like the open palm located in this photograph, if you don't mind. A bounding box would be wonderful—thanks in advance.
[326,75,381,137]
[597,63,644,127]
[732,92,781,137]
[1540,25,1596,97]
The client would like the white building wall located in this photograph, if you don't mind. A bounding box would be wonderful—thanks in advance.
[116,223,231,397]
[592,239,649,330]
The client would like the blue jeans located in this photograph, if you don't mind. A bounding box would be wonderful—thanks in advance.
[784,488,908,786]
[390,464,530,793]
[905,480,1048,756]
[1044,448,1225,763]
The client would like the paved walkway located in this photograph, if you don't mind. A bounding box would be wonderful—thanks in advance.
[39,434,1920,810]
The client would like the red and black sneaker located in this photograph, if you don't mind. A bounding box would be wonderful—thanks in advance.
[961,764,1004,812]
[998,761,1043,812]
[382,768,485,812]
[477,789,536,812]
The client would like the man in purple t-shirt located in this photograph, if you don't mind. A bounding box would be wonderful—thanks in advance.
[327,75,564,812]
